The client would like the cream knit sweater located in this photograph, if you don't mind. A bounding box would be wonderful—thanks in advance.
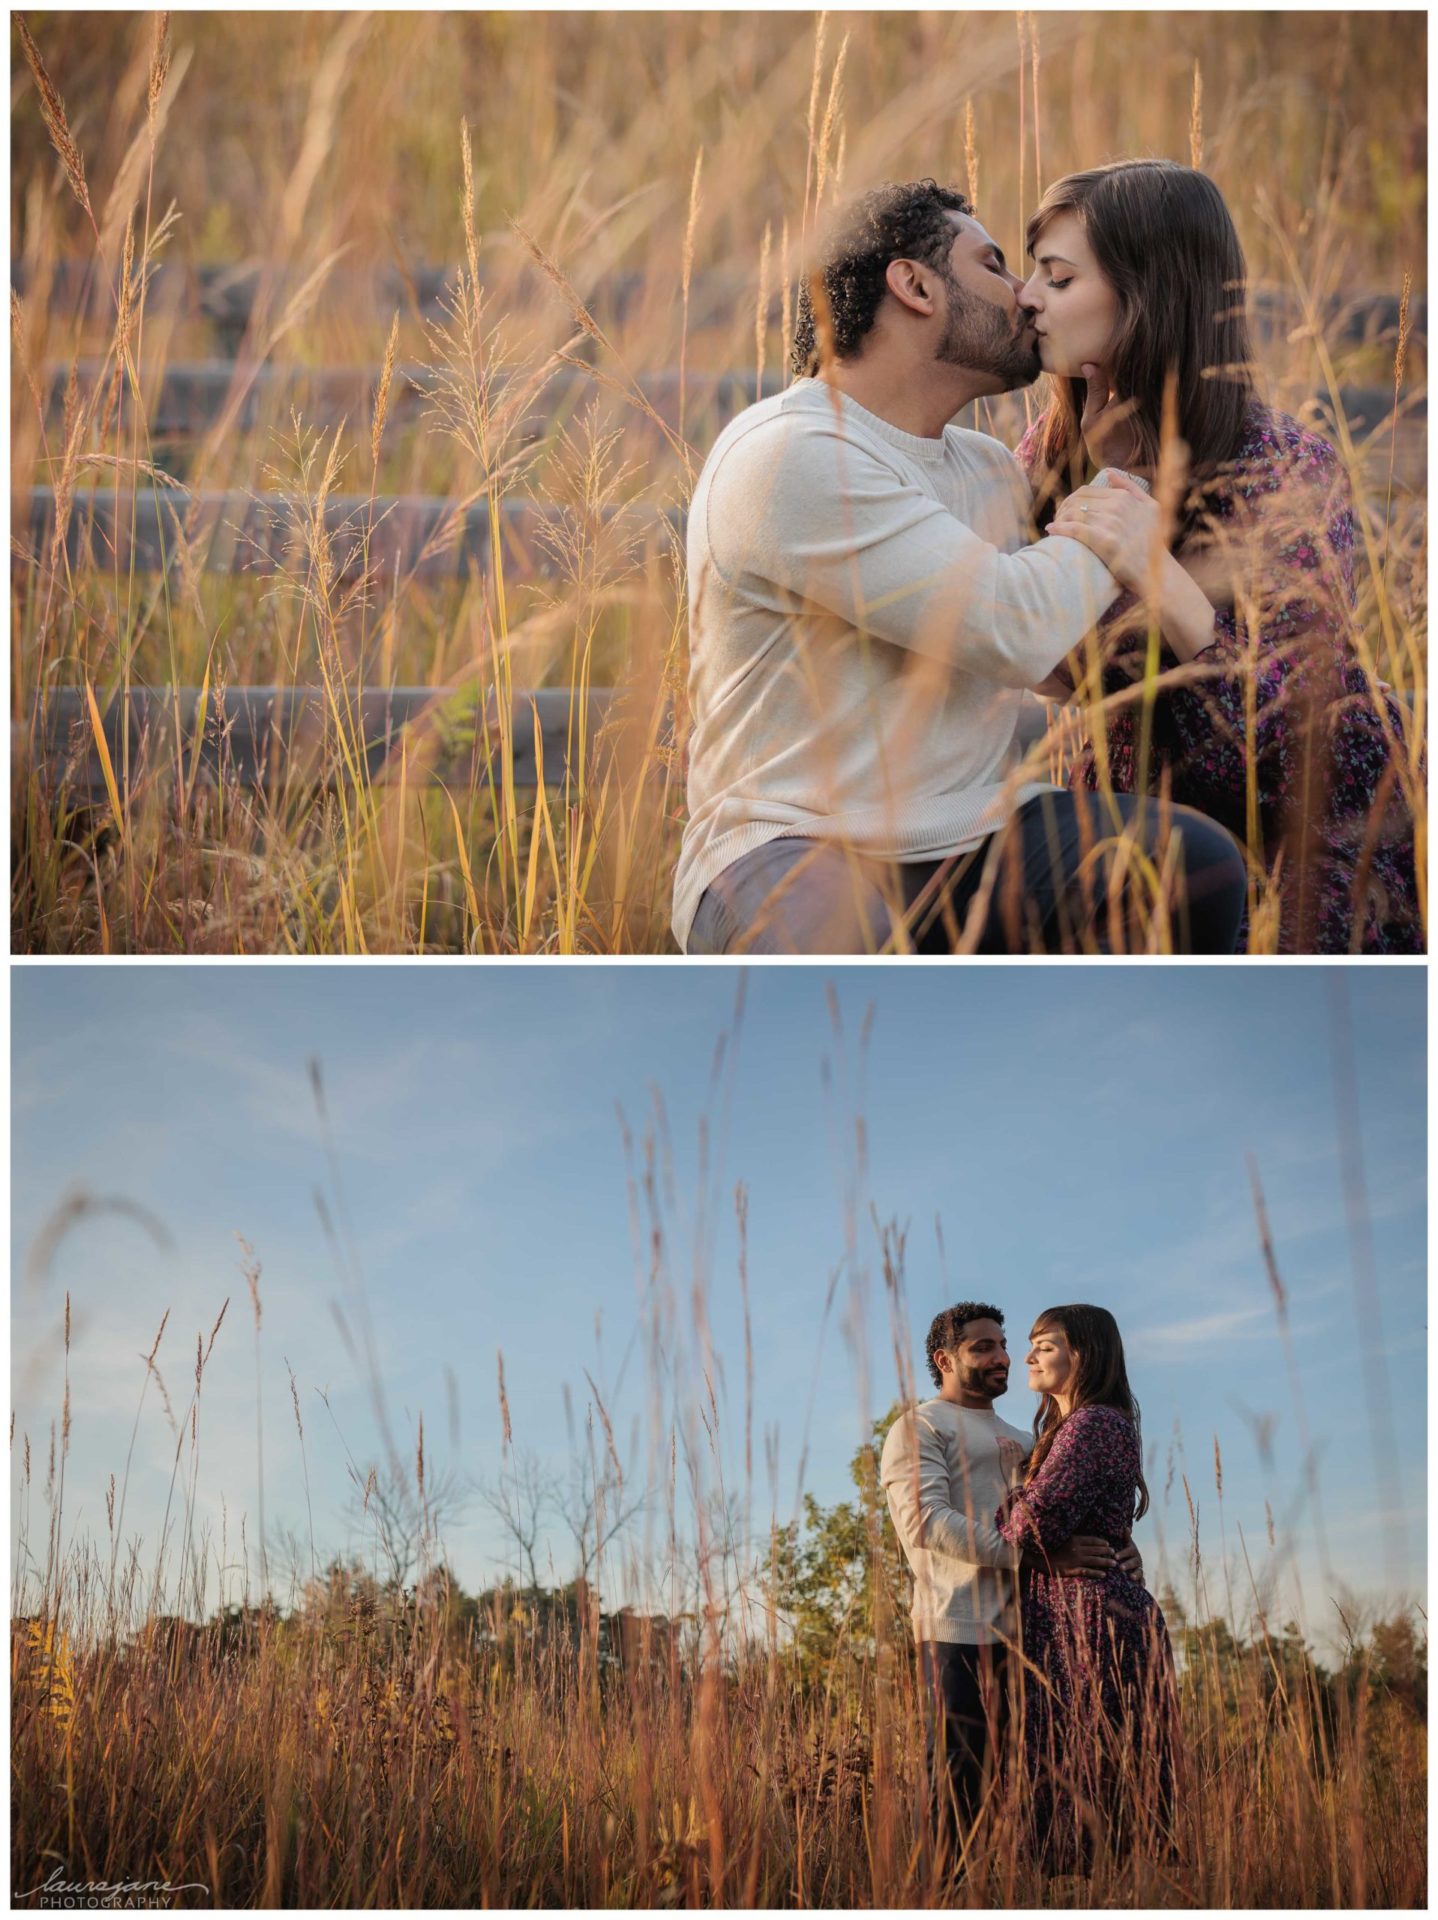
[672,378,1124,950]
[879,1397,1032,1647]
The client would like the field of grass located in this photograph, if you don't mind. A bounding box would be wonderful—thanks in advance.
[10,10,1427,951]
[10,1561,1427,1908]
[11,1275,1428,1909]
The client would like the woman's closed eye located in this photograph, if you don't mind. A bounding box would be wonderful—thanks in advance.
[1046,277,1073,290]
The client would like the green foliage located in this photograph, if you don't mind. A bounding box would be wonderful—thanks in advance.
[766,1404,913,1682]
[1168,1594,1430,1783]
[1364,1611,1427,1720]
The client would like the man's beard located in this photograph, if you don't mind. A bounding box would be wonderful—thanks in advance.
[958,1362,1008,1402]
[935,276,1041,389]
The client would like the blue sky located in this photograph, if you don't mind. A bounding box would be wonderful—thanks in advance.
[11,963,1425,1650]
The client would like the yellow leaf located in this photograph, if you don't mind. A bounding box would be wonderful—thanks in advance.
[83,679,125,837]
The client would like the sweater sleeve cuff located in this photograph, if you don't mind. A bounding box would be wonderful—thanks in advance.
[1092,467,1152,494]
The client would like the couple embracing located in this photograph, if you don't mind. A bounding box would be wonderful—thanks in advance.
[880,1301,1179,1885]
[674,161,1420,955]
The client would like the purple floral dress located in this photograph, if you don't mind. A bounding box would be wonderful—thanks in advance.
[996,1405,1180,1873]
[1016,404,1423,954]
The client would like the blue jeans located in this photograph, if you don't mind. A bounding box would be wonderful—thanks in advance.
[686,791,1247,955]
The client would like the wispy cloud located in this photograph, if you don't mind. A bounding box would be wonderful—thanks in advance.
[1127,1304,1272,1355]
[162,1016,443,1155]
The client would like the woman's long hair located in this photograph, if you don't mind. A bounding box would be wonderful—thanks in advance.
[1026,1303,1150,1520]
[1023,159,1257,547]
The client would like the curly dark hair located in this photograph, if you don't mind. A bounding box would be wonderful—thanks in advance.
[790,178,974,377]
[925,1301,1005,1392]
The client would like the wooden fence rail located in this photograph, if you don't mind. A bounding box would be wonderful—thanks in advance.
[14,489,675,581]
[17,683,1054,804]
[35,360,1425,447]
[37,362,785,438]
[15,260,716,343]
[18,685,627,800]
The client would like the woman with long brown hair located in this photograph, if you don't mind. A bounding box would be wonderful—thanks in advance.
[996,1304,1181,1879]
[1015,158,1421,953]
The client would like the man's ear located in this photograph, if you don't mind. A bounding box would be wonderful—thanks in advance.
[884,256,938,318]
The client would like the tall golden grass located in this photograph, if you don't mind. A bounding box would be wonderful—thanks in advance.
[9,12,1427,951]
[10,1561,1426,1907]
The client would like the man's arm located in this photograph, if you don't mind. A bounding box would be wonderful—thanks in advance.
[1029,660,1077,702]
[881,1412,1017,1570]
[704,418,1134,690]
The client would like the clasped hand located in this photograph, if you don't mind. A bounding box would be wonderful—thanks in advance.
[1043,471,1165,593]
[1048,1533,1145,1582]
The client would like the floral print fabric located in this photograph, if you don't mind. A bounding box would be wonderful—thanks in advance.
[997,1404,1180,1872]
[1015,403,1423,954]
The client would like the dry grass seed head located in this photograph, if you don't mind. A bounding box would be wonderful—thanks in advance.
[148,12,173,128]
[1393,270,1413,390]
[803,11,828,229]
[460,118,480,301]
[777,218,796,377]
[532,405,646,599]
[497,1351,512,1449]
[16,14,94,224]
[204,1296,230,1366]
[681,148,704,305]
[754,223,772,387]
[10,288,45,421]
[510,218,605,349]
[815,34,850,208]
[371,311,400,476]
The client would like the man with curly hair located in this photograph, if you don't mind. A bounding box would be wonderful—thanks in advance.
[674,180,1246,957]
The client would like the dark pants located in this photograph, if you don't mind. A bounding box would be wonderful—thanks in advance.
[686,789,1247,955]
[920,1641,1010,1869]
